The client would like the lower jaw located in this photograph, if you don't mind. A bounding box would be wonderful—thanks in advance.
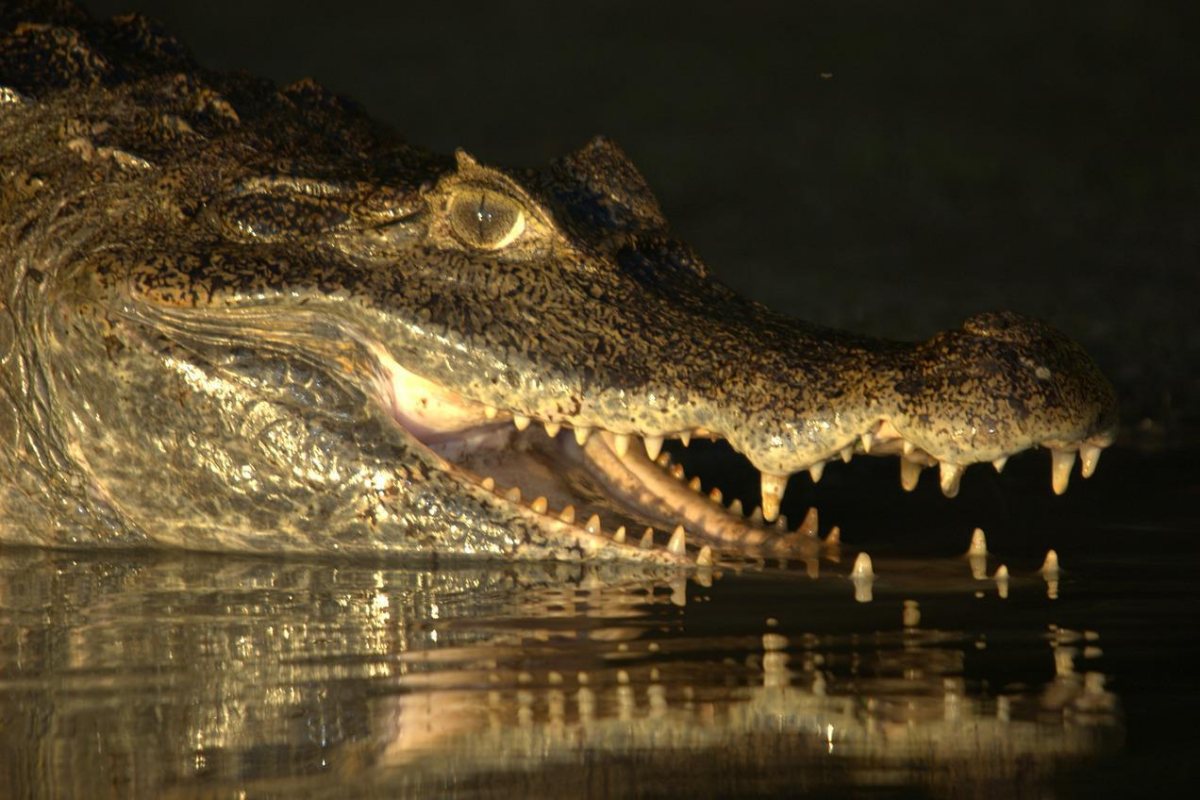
[433,425,833,562]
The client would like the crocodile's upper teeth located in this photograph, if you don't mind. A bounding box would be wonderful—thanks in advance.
[1050,448,1075,495]
[613,433,631,458]
[484,405,498,420]
[513,414,531,431]
[992,456,1008,473]
[679,431,692,447]
[840,446,853,463]
[808,462,825,483]
[760,471,788,522]
[938,462,963,497]
[574,426,592,446]
[544,421,561,437]
[860,432,874,453]
[900,458,922,492]
[643,435,664,461]
[1080,443,1101,478]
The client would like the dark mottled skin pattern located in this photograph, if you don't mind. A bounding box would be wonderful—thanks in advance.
[0,1,1117,559]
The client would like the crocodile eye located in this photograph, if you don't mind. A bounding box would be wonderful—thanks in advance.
[447,188,526,250]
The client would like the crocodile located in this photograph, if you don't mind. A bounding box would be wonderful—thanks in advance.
[0,2,1117,562]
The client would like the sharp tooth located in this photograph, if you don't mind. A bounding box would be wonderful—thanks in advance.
[558,505,576,523]
[640,527,654,548]
[840,446,853,463]
[586,514,601,534]
[696,545,714,566]
[824,525,841,545]
[860,432,874,453]
[728,498,743,516]
[992,456,1008,473]
[643,436,664,461]
[760,471,788,523]
[504,487,521,502]
[670,464,685,479]
[656,453,671,467]
[544,421,561,437]
[679,431,692,447]
[799,507,819,536]
[994,564,1010,580]
[574,426,592,446]
[613,525,627,544]
[808,462,825,483]
[614,433,631,457]
[938,462,963,497]
[513,414,531,431]
[851,552,874,578]
[900,458,922,492]
[1041,549,1060,574]
[484,405,498,420]
[688,476,702,492]
[481,477,496,491]
[1050,449,1075,495]
[1080,444,1101,478]
[968,527,988,556]
[668,525,686,555]
[750,506,764,524]
[708,487,723,504]
[530,496,548,513]
[902,440,915,456]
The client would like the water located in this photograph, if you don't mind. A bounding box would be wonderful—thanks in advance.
[1,448,1194,798]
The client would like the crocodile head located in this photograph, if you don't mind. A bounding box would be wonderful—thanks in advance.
[0,10,1117,561]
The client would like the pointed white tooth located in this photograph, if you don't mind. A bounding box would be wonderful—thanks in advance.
[613,525,627,544]
[708,487,723,504]
[640,527,654,548]
[484,405,498,420]
[696,545,714,566]
[824,525,841,545]
[968,527,988,556]
[1041,549,1060,574]
[688,476,702,492]
[614,433,631,457]
[760,471,788,523]
[729,499,743,516]
[679,431,692,447]
[574,426,592,446]
[544,421,561,437]
[559,505,576,523]
[860,432,874,453]
[656,452,671,467]
[902,440,915,456]
[586,514,601,534]
[643,435,664,461]
[851,552,874,579]
[1051,449,1076,495]
[481,477,496,491]
[513,414,531,431]
[938,462,963,497]
[799,507,819,536]
[668,525,686,555]
[670,464,685,480]
[1080,444,1101,478]
[900,458,922,492]
[530,496,548,513]
[992,456,1008,473]
[504,487,522,502]
[840,446,853,463]
[808,462,825,483]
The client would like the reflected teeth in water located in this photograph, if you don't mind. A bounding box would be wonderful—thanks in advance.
[900,458,922,492]
[513,414,531,431]
[992,456,1008,473]
[808,462,825,483]
[696,545,714,566]
[613,525,626,544]
[760,471,788,523]
[668,525,686,555]
[1051,449,1075,495]
[938,462,963,497]
[643,435,664,461]
[559,505,575,523]
[640,527,654,548]
[574,426,592,446]
[481,476,495,491]
[799,507,819,536]
[530,496,548,513]
[544,421,561,437]
[614,433,631,457]
[1080,443,1101,478]
[586,514,601,534]
[851,551,874,578]
[968,527,988,556]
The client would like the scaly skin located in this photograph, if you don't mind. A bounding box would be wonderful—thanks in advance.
[0,3,1117,562]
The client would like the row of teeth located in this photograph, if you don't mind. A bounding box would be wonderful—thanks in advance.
[488,409,1106,515]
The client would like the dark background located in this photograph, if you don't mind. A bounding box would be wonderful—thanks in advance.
[79,0,1200,442]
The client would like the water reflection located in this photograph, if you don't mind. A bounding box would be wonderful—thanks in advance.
[0,548,1120,798]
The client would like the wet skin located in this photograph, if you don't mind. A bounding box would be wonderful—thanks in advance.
[0,4,1117,562]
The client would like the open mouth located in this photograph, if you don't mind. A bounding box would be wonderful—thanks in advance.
[369,343,1110,565]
